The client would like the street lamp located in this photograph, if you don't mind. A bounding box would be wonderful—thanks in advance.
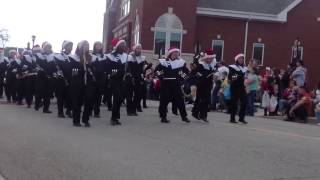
[31,35,36,48]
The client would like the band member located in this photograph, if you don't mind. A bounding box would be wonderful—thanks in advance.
[228,53,248,124]
[34,42,55,113]
[54,41,74,118]
[5,50,20,103]
[106,39,128,126]
[20,50,37,108]
[192,49,216,122]
[126,43,147,115]
[0,48,9,98]
[69,40,96,127]
[155,47,190,123]
[92,41,107,118]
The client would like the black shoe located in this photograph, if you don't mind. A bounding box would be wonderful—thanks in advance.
[43,110,52,114]
[161,118,170,123]
[137,109,143,112]
[94,114,100,118]
[58,114,65,118]
[127,112,138,116]
[182,117,191,123]
[73,123,82,127]
[27,104,31,108]
[17,102,24,106]
[200,117,209,123]
[192,113,200,120]
[143,105,148,109]
[35,107,39,111]
[84,122,91,128]
[239,120,248,124]
[111,119,122,126]
[172,112,179,116]
[230,120,238,124]
[66,111,72,118]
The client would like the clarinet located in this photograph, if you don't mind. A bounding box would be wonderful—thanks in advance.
[83,55,87,85]
[54,61,68,86]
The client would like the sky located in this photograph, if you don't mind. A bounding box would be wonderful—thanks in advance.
[0,0,106,52]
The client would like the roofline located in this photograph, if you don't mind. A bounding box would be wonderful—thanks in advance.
[196,0,302,23]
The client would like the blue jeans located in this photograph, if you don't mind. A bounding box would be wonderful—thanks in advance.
[246,90,256,116]
[316,112,320,121]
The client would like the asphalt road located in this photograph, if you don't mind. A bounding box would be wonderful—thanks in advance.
[0,101,320,180]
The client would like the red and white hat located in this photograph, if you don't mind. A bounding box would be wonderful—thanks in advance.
[167,47,180,56]
[234,53,245,62]
[132,43,142,51]
[112,38,126,49]
[204,49,215,59]
[199,49,216,62]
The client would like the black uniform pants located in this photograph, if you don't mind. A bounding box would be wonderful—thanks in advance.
[55,79,70,115]
[70,83,96,124]
[0,76,4,97]
[16,79,24,104]
[230,86,247,121]
[24,76,35,106]
[93,80,105,116]
[111,81,125,120]
[158,80,187,119]
[35,76,52,111]
[192,86,211,119]
[103,84,113,110]
[5,79,16,102]
[125,82,135,114]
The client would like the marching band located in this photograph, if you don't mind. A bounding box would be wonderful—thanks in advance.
[0,38,249,127]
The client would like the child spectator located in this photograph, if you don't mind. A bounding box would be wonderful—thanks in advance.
[286,86,312,123]
[245,68,259,116]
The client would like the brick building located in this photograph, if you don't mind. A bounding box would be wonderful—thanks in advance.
[103,0,320,86]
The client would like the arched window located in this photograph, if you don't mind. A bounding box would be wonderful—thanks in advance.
[153,9,185,55]
[133,15,140,45]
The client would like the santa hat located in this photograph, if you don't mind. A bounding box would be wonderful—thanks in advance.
[111,38,126,49]
[167,47,180,56]
[234,53,245,62]
[132,43,142,51]
[62,40,73,50]
[199,49,216,62]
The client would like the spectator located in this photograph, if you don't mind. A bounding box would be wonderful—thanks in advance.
[279,80,297,115]
[315,103,320,126]
[245,68,259,116]
[313,81,320,104]
[261,67,274,116]
[286,86,312,123]
[279,68,290,94]
[219,71,230,113]
[291,60,307,87]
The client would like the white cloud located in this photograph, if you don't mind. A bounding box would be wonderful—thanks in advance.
[0,0,106,52]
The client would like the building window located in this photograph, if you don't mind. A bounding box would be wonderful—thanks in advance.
[252,43,265,66]
[153,10,184,55]
[212,40,224,62]
[133,15,140,45]
[155,32,166,56]
[121,0,130,18]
